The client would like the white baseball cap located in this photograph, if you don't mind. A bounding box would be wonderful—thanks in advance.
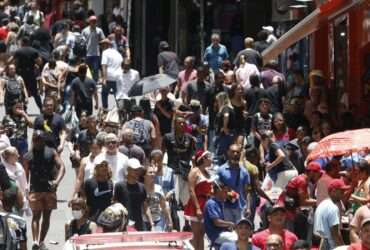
[127,158,142,170]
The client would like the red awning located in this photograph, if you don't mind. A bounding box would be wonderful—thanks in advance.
[262,0,365,63]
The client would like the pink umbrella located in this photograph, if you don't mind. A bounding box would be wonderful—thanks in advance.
[307,129,370,161]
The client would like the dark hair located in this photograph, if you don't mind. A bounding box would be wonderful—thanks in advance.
[271,112,287,134]
[139,97,152,121]
[21,36,31,46]
[325,160,340,172]
[249,74,261,87]
[257,30,268,41]
[228,83,242,99]
[358,159,370,174]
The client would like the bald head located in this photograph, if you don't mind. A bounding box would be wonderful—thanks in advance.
[266,234,283,250]
[121,128,134,145]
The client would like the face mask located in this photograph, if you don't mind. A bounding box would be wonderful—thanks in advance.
[72,210,83,220]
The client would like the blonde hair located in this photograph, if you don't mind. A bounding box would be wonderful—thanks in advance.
[2,146,19,161]
[94,161,113,179]
[216,92,233,111]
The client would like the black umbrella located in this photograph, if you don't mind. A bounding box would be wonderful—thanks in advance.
[128,74,176,97]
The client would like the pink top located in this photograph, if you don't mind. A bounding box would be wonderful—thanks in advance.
[316,173,335,205]
[178,69,197,92]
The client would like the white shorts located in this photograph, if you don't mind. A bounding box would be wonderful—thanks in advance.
[174,174,190,206]
[262,169,298,190]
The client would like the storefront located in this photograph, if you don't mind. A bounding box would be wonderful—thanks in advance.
[263,0,370,118]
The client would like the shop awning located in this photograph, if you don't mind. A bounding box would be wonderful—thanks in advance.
[262,0,365,63]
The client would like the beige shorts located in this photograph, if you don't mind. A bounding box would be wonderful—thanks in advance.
[29,192,57,211]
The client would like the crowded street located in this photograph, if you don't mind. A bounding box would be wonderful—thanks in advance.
[1,0,370,250]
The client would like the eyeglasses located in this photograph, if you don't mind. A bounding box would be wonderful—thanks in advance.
[106,141,118,145]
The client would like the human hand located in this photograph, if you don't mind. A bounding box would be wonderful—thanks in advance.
[57,145,64,154]
[50,180,59,192]
[196,208,203,221]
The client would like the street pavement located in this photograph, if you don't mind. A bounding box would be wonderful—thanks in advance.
[0,90,118,250]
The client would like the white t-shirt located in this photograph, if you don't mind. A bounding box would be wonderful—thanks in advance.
[101,48,123,81]
[94,151,128,183]
[314,198,340,249]
[116,69,140,100]
[235,62,260,89]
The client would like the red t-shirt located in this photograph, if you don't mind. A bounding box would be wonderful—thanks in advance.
[348,243,370,250]
[0,27,8,40]
[286,174,308,198]
[252,229,298,250]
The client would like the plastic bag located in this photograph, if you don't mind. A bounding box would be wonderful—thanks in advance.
[63,105,79,131]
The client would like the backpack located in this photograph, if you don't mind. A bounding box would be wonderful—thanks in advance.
[0,214,17,250]
[126,118,150,147]
[4,77,22,103]
[73,34,87,57]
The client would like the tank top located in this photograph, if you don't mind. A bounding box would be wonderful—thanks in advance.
[66,219,92,239]
[232,103,245,133]
[84,155,95,181]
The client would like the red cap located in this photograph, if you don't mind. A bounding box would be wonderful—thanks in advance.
[306,162,321,172]
[328,179,350,191]
[195,150,210,164]
[88,15,97,22]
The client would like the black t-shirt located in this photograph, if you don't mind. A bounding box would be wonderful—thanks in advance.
[71,76,97,106]
[186,80,210,111]
[114,181,147,231]
[77,129,98,158]
[267,84,285,113]
[14,46,39,72]
[32,27,52,49]
[233,48,262,68]
[205,87,229,130]
[33,113,66,149]
[268,143,294,178]
[0,163,11,191]
[283,112,309,131]
[154,98,174,136]
[24,146,57,192]
[83,178,113,220]
[245,87,268,115]
[163,132,195,173]
[157,51,179,79]
[215,106,236,135]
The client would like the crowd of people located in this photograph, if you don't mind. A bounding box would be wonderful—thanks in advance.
[0,1,369,250]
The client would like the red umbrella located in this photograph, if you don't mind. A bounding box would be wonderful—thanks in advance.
[307,129,370,161]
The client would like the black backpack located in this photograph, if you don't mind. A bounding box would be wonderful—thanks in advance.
[73,34,87,57]
[4,77,22,103]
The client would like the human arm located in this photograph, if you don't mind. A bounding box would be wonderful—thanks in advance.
[101,64,107,85]
[350,225,360,243]
[19,78,29,103]
[159,194,173,231]
[69,158,86,203]
[330,224,344,247]
[265,147,286,172]
[58,129,67,154]
[52,150,66,189]
[93,86,99,110]
[150,122,156,148]
[0,79,4,104]
[155,101,173,119]
[143,199,154,231]
[222,112,230,135]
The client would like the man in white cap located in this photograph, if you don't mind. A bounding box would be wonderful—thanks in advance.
[262,26,277,44]
[94,133,128,183]
[113,158,150,231]
[81,15,105,82]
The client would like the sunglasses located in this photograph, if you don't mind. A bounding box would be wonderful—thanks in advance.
[106,141,118,145]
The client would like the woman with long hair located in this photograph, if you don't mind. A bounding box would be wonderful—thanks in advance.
[214,91,236,165]
[271,112,290,147]
[229,83,247,145]
[70,139,103,202]
[184,150,213,250]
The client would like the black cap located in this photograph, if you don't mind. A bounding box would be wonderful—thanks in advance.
[236,218,253,229]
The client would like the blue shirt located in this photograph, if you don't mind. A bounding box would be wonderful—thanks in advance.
[217,162,250,209]
[204,44,229,71]
[204,198,226,244]
[154,167,174,195]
